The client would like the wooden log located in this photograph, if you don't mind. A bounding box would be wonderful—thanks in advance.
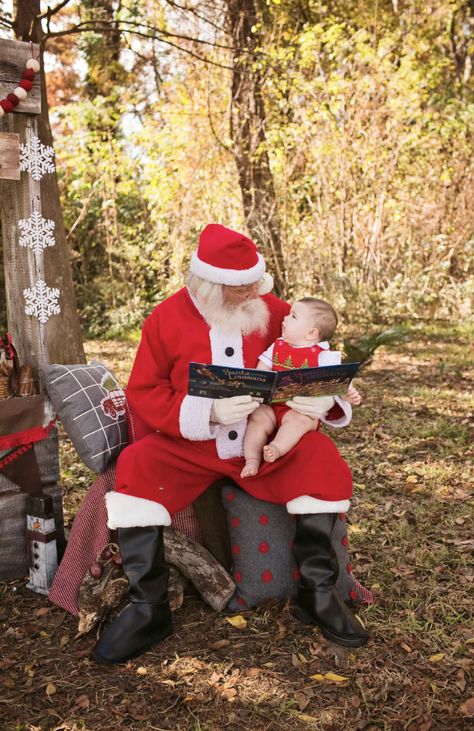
[163,527,236,612]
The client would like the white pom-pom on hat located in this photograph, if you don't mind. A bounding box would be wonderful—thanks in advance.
[258,272,274,295]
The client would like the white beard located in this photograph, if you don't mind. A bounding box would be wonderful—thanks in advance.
[203,296,270,335]
[186,274,270,335]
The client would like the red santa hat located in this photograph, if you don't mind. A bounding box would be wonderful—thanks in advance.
[190,224,273,294]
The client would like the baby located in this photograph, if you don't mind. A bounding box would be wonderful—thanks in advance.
[241,297,360,477]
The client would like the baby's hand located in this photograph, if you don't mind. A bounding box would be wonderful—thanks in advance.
[342,383,362,405]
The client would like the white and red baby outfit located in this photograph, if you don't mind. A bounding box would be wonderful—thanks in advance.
[259,337,341,426]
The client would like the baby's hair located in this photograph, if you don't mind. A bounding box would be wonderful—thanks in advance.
[297,297,338,341]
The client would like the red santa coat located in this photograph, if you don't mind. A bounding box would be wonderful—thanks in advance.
[114,288,352,517]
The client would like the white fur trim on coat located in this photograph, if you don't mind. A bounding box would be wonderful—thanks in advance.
[209,325,246,458]
[190,251,265,285]
[215,418,247,459]
[320,396,352,428]
[106,492,172,529]
[179,395,217,441]
[286,496,350,514]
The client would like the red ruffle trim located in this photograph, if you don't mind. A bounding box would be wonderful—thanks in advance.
[0,419,55,451]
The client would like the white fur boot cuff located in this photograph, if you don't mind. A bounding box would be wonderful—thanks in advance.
[106,492,172,529]
[286,496,351,514]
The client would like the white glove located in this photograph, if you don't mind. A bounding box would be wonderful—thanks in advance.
[210,395,259,425]
[286,395,336,419]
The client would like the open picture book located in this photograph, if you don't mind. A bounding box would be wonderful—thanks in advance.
[188,361,360,404]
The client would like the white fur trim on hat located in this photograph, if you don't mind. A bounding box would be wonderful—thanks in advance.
[106,492,172,529]
[190,250,266,285]
[286,496,350,514]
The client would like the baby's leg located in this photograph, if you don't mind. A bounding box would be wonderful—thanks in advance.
[263,410,318,463]
[241,405,277,477]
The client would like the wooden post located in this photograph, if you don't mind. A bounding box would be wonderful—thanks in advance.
[0,39,64,583]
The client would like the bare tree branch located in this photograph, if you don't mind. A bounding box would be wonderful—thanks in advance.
[162,0,228,34]
[43,19,235,70]
[36,0,73,21]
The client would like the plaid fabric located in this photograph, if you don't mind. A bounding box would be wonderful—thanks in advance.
[44,362,128,473]
[48,464,204,616]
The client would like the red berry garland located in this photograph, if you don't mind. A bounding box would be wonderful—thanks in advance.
[0,58,39,117]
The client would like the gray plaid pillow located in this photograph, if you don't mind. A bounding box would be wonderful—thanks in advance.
[44,361,128,473]
[222,485,299,611]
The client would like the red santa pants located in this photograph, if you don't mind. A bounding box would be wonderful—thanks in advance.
[115,430,352,516]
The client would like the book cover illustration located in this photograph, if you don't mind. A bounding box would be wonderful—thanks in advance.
[188,361,360,403]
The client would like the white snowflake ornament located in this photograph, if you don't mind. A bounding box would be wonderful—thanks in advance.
[19,134,55,181]
[18,210,56,254]
[23,279,61,324]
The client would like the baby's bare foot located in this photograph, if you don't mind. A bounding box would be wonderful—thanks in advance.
[240,458,261,478]
[263,443,280,463]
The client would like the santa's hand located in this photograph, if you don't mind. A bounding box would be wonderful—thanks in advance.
[211,395,259,425]
[286,395,335,419]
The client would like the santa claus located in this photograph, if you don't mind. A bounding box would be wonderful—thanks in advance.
[93,223,369,664]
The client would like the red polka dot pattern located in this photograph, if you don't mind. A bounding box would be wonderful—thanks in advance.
[232,544,240,555]
[234,571,242,583]
[261,570,273,583]
[292,568,301,581]
[342,536,349,547]
[237,596,246,606]
[350,589,359,600]
[231,516,240,528]
[259,514,269,525]
[258,541,269,554]
[226,490,235,502]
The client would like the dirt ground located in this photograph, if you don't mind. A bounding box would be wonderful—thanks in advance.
[1,324,472,731]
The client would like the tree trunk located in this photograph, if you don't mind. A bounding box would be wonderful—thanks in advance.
[226,0,287,296]
[11,0,85,364]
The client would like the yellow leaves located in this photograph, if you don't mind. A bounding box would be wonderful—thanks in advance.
[45,682,56,696]
[310,671,349,684]
[136,666,147,676]
[296,713,319,723]
[428,653,445,663]
[225,615,247,629]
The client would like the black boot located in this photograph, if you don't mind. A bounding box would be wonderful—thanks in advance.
[293,513,369,648]
[92,526,172,664]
